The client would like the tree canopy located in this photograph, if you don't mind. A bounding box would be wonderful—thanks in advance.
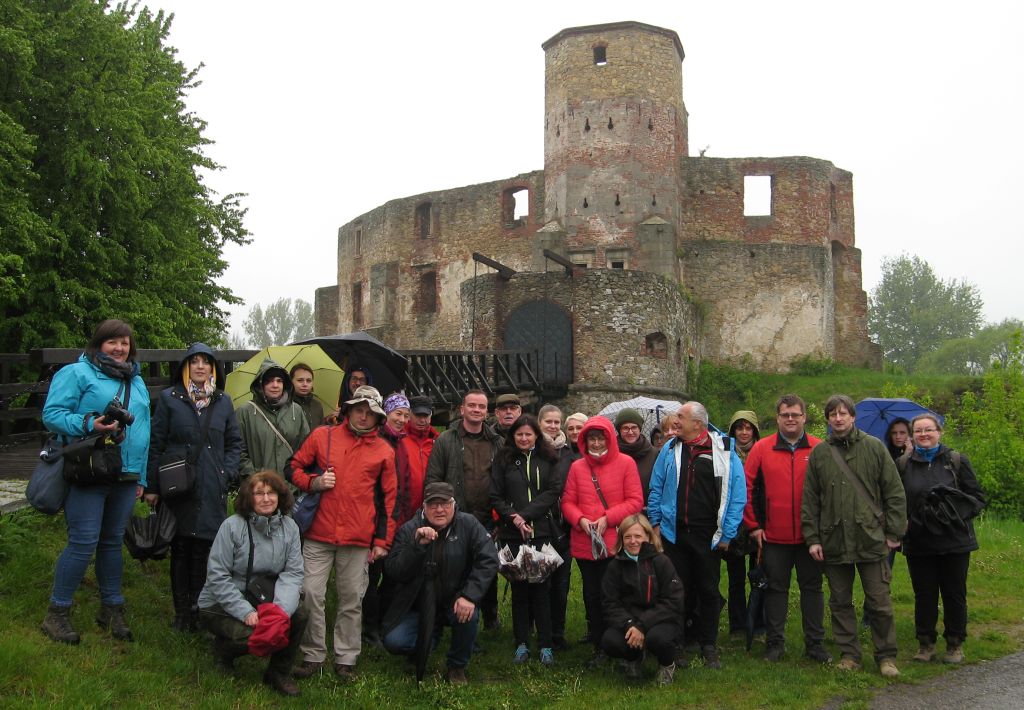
[242,298,314,349]
[868,254,984,372]
[916,319,1024,375]
[0,1,249,351]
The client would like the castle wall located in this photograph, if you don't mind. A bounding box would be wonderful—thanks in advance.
[832,242,883,368]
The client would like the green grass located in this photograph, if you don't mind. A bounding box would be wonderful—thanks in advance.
[1,508,1022,709]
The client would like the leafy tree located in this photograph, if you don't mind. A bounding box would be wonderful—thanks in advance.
[243,298,314,349]
[868,254,983,372]
[947,332,1024,517]
[916,319,1024,375]
[0,1,249,351]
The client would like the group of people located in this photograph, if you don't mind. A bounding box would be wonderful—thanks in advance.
[39,320,986,696]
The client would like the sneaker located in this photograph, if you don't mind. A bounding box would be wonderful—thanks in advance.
[837,656,862,671]
[913,643,936,662]
[623,658,643,680]
[334,663,357,680]
[539,647,554,667]
[292,660,323,679]
[513,643,529,664]
[700,645,722,670]
[944,645,964,665]
[656,662,676,686]
[263,670,301,697]
[763,642,785,662]
[805,643,833,664]
[879,658,900,678]
[446,666,468,685]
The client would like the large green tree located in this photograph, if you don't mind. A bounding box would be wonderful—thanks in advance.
[868,254,983,372]
[242,298,314,349]
[916,319,1024,375]
[0,1,249,351]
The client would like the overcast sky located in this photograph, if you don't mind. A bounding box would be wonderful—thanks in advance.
[153,1,1024,338]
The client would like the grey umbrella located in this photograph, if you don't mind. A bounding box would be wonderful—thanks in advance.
[291,331,408,397]
[415,542,438,684]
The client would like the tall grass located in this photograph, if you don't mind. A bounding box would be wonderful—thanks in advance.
[1,508,1021,709]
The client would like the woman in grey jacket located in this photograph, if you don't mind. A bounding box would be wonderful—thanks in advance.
[197,471,306,696]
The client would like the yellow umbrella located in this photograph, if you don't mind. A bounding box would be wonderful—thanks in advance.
[224,344,345,413]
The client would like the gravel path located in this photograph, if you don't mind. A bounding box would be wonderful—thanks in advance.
[869,652,1024,709]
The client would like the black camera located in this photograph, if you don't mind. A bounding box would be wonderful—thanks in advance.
[101,398,135,427]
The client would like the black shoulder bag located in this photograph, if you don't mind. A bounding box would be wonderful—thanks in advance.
[244,519,278,608]
[159,395,218,498]
[63,381,130,486]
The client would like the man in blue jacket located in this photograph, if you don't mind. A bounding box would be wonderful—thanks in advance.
[647,401,746,669]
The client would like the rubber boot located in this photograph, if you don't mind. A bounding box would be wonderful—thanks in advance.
[96,604,133,641]
[188,539,212,632]
[170,544,192,631]
[41,603,80,645]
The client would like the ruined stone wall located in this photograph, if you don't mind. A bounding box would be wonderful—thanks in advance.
[680,240,835,371]
[831,242,882,368]
[680,156,854,248]
[461,269,701,414]
[327,171,544,348]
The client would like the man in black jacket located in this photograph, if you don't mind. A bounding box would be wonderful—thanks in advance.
[382,482,498,685]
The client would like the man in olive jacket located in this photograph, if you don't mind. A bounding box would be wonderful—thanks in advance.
[801,395,907,677]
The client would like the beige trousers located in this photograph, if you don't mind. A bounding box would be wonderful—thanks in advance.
[299,539,369,665]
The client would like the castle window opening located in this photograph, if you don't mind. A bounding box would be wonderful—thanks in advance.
[830,183,838,223]
[593,45,607,66]
[643,332,668,359]
[417,270,437,314]
[606,249,628,269]
[569,250,593,269]
[743,175,772,216]
[502,187,529,228]
[415,202,433,239]
[351,282,363,329]
[355,229,362,256]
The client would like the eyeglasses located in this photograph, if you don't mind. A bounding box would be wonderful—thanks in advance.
[425,499,454,509]
[777,413,804,419]
[913,428,938,434]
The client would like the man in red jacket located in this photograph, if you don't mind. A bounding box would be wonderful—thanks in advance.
[401,395,438,518]
[289,385,397,681]
[744,394,830,664]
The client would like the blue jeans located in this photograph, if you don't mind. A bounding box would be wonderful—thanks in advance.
[383,605,479,669]
[51,482,138,606]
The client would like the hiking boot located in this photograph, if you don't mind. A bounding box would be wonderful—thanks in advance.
[837,655,861,671]
[552,636,570,651]
[96,604,133,641]
[700,645,722,670]
[943,645,964,664]
[763,642,785,662]
[586,649,609,669]
[513,643,529,664]
[292,660,323,679]
[263,670,301,697]
[913,643,936,662]
[623,658,643,680]
[334,663,357,680]
[539,647,554,667]
[446,666,468,685]
[362,628,383,649]
[805,643,833,664]
[656,662,676,686]
[211,638,243,675]
[41,603,80,645]
[879,658,900,678]
[673,647,690,670]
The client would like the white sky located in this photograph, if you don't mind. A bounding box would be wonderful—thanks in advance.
[152,1,1024,337]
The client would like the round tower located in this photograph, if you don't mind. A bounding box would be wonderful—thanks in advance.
[542,22,687,254]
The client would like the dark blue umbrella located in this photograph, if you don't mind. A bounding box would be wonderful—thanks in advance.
[854,398,944,442]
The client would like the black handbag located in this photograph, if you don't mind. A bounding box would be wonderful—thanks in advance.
[25,436,70,514]
[62,433,122,485]
[244,520,277,607]
[158,398,218,499]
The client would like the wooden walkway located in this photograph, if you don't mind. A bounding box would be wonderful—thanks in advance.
[0,441,45,481]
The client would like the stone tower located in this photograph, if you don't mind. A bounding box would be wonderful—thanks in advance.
[540,22,686,277]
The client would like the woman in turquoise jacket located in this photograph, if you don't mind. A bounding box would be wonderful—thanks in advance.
[40,319,150,645]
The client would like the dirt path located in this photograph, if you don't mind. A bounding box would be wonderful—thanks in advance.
[869,651,1024,709]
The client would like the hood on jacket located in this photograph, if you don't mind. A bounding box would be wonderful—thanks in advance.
[340,365,373,401]
[615,539,660,561]
[728,410,761,440]
[250,358,293,397]
[578,416,620,466]
[175,342,225,391]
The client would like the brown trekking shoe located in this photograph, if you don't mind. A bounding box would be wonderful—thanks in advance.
[913,643,936,662]
[292,660,324,679]
[263,670,301,697]
[944,645,964,664]
[334,663,357,680]
[41,603,80,645]
[837,656,861,671]
[96,604,133,641]
[879,658,900,678]
[446,666,468,685]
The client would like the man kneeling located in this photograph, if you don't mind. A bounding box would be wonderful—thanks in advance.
[382,482,498,684]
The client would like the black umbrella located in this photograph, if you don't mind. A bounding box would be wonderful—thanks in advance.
[416,544,438,684]
[291,332,408,397]
[124,505,177,561]
[746,548,768,651]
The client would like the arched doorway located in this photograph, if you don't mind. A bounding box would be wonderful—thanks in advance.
[504,300,573,386]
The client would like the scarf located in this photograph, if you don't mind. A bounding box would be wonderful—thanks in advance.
[348,418,376,437]
[734,437,755,460]
[543,431,567,449]
[259,390,290,411]
[188,379,216,412]
[383,421,407,440]
[91,352,136,380]
[618,435,652,458]
[915,444,941,462]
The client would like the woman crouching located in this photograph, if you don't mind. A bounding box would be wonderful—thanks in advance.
[601,514,684,685]
[196,471,306,696]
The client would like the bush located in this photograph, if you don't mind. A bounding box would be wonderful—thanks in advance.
[789,355,837,376]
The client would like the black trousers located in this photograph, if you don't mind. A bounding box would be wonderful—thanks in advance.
[577,557,613,650]
[601,621,680,666]
[762,542,825,647]
[724,551,750,632]
[548,534,571,640]
[199,603,309,674]
[905,552,971,645]
[663,532,722,646]
[170,536,212,613]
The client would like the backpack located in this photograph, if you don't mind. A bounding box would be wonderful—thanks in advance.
[897,449,961,486]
